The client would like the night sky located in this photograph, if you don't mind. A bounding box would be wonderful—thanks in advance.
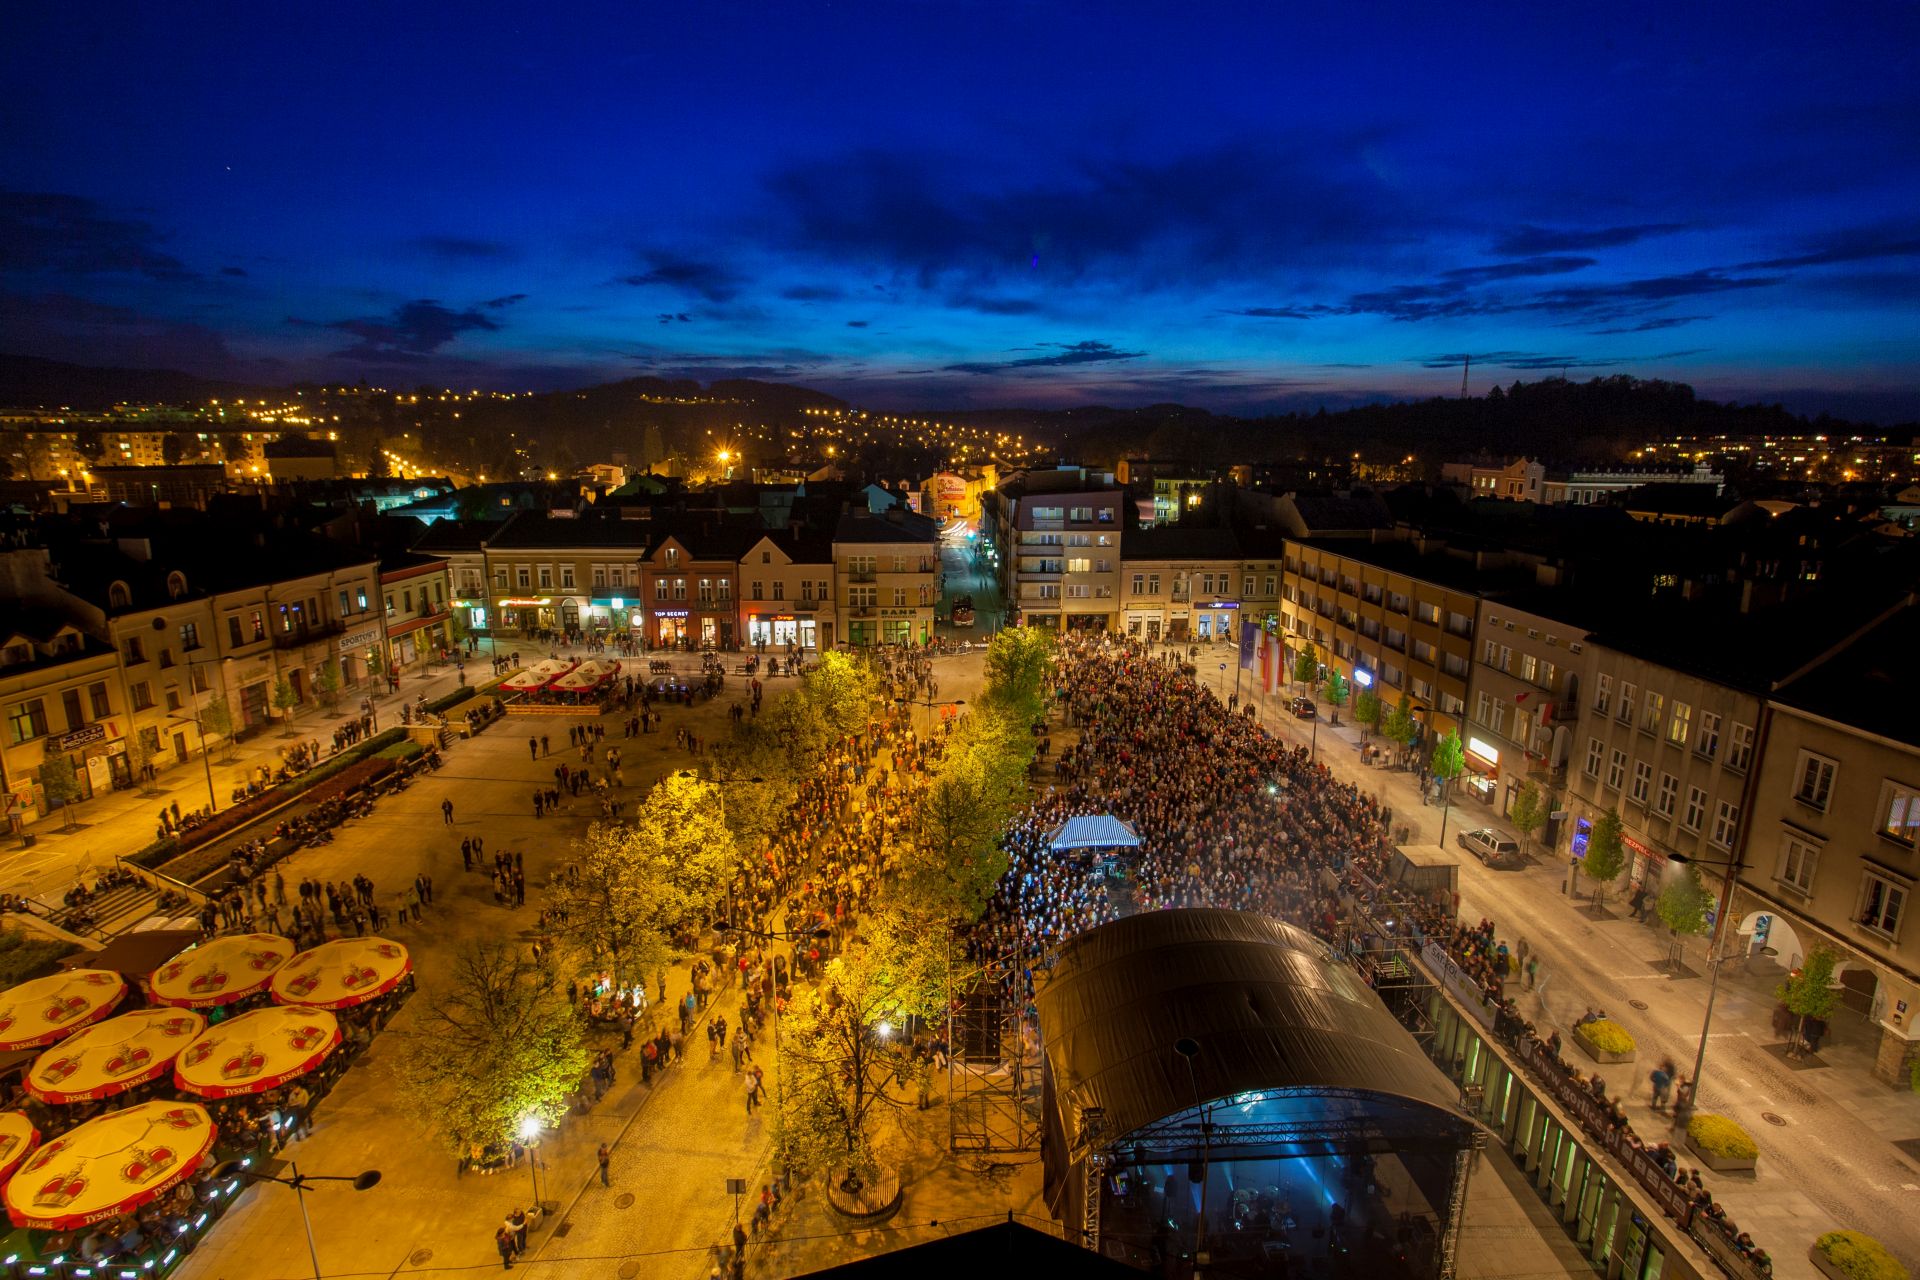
[4,3,1918,418]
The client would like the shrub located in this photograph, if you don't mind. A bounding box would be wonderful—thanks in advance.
[425,677,504,715]
[1687,1114,1758,1160]
[1815,1231,1910,1280]
[1575,1018,1636,1055]
[377,741,426,762]
[0,926,79,986]
[130,836,183,870]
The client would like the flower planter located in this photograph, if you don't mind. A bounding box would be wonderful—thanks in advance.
[1686,1133,1757,1174]
[1810,1231,1911,1280]
[1572,1022,1636,1064]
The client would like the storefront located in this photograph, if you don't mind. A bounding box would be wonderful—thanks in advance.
[237,662,273,729]
[1193,600,1238,640]
[879,606,921,646]
[655,608,691,647]
[1463,734,1501,808]
[1124,610,1165,640]
[339,624,383,686]
[582,597,642,632]
[451,598,490,637]
[746,612,818,650]
[55,722,133,797]
[495,596,554,635]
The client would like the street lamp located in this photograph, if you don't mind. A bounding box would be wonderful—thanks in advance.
[1667,851,1742,1109]
[165,713,218,815]
[211,1160,381,1280]
[517,1114,553,1212]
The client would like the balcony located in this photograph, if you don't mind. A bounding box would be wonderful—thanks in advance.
[846,571,877,584]
[791,598,826,612]
[272,618,346,651]
[1170,591,1190,603]
[847,606,876,619]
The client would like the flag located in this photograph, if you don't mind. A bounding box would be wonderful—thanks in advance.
[1266,632,1284,696]
[1240,620,1256,669]
[1257,629,1273,691]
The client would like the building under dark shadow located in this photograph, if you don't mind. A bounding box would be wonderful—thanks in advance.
[1038,909,1477,1279]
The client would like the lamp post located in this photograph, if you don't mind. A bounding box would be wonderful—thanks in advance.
[1174,1037,1212,1277]
[1667,851,1742,1108]
[517,1114,552,1212]
[213,1160,381,1280]
[165,713,218,815]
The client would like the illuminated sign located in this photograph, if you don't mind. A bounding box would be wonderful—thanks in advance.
[610,597,624,609]
[496,598,552,608]
[338,628,381,652]
[1352,667,1374,688]
[1201,601,1239,609]
[655,609,689,618]
[1571,817,1591,858]
[1467,737,1499,764]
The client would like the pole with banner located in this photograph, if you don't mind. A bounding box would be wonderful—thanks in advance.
[1235,620,1255,705]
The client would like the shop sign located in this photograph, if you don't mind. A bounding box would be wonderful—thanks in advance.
[656,609,689,618]
[1202,601,1239,609]
[1571,816,1592,858]
[1467,736,1499,764]
[57,723,107,750]
[879,607,917,617]
[1352,666,1374,688]
[85,755,112,792]
[1621,832,1653,859]
[497,597,552,608]
[339,627,382,652]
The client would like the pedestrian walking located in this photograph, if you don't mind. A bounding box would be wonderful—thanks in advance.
[597,1143,612,1187]
[1649,1061,1673,1112]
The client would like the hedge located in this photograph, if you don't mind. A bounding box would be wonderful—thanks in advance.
[130,728,408,867]
[1575,1019,1636,1055]
[425,676,505,715]
[0,926,79,986]
[377,741,426,763]
[1815,1232,1909,1280]
[1687,1114,1758,1160]
[152,756,399,886]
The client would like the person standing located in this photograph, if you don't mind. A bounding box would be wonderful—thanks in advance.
[597,1143,612,1187]
[496,1225,516,1270]
[441,797,455,825]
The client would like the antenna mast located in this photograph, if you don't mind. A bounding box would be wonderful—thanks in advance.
[1461,354,1470,399]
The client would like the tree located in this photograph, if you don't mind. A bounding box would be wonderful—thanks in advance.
[369,443,393,478]
[315,658,342,709]
[1581,807,1629,909]
[124,730,157,794]
[1776,948,1841,1058]
[900,705,1028,922]
[1322,670,1349,712]
[1509,779,1547,851]
[1352,687,1381,738]
[1381,694,1417,752]
[550,774,735,991]
[1657,862,1714,940]
[199,696,235,759]
[980,627,1054,724]
[397,941,588,1158]
[775,912,951,1194]
[219,433,248,464]
[271,677,300,730]
[1292,641,1320,687]
[37,749,83,830]
[1429,730,1465,801]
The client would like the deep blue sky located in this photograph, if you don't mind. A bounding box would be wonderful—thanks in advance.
[4,2,1918,418]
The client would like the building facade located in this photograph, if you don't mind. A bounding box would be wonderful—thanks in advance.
[1462,594,1589,822]
[481,512,653,639]
[989,470,1122,632]
[739,533,836,652]
[834,508,939,647]
[1118,528,1242,643]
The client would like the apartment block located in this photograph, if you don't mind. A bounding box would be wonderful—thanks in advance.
[834,507,939,647]
[1118,528,1243,643]
[988,469,1123,632]
[740,531,836,651]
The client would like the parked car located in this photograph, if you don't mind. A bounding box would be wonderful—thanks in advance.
[1457,827,1525,868]
[1288,695,1317,719]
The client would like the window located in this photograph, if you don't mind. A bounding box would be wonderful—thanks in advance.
[750,581,763,601]
[1585,737,1604,779]
[1631,761,1653,805]
[1263,575,1276,596]
[1778,833,1820,895]
[1669,702,1691,746]
[1655,772,1678,817]
[672,578,686,601]
[1860,873,1907,937]
[893,588,908,606]
[61,689,84,731]
[179,621,200,651]
[560,565,575,589]
[592,566,607,590]
[1881,783,1920,845]
[1519,653,1539,683]
[1131,574,1144,596]
[697,578,714,603]
[772,581,783,600]
[164,688,182,712]
[338,590,350,616]
[125,636,145,664]
[1794,752,1837,811]
[1067,558,1092,574]
[537,566,553,589]
[88,682,111,720]
[1069,506,1093,522]
[1606,749,1627,790]
[1243,576,1254,597]
[1682,786,1707,831]
[655,578,669,601]
[1148,575,1161,595]
[1617,682,1635,723]
[1727,722,1754,772]
[8,699,48,743]
[1415,601,1439,625]
[228,616,243,647]
[717,579,731,601]
[129,682,154,712]
[1695,711,1721,759]
[384,593,396,618]
[516,567,531,590]
[1642,690,1664,733]
[1711,800,1739,849]
[1475,692,1494,726]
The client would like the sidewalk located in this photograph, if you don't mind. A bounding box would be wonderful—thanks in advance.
[1194,656,1920,1276]
[1,659,480,903]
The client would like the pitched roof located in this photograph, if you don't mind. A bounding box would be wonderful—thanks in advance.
[1122,526,1241,561]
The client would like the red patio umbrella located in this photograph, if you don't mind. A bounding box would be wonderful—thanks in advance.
[174,1007,340,1098]
[0,970,128,1052]
[2,1100,217,1231]
[0,1110,38,1184]
[25,1009,207,1105]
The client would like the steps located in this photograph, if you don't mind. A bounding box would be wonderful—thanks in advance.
[52,883,160,936]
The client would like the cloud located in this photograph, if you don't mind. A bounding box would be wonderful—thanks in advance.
[1413,348,1706,371]
[1438,255,1596,283]
[1227,306,1333,319]
[300,298,501,361]
[1588,315,1709,334]
[1334,266,1779,323]
[943,340,1145,375]
[482,293,527,309]
[657,312,692,324]
[945,291,1043,316]
[780,284,844,301]
[410,236,514,260]
[1492,223,1691,255]
[219,265,249,278]
[846,320,869,328]
[614,252,742,302]
[1737,223,1920,270]
[0,290,240,371]
[0,190,194,279]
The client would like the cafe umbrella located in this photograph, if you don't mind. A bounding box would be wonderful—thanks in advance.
[0,970,128,1052]
[149,933,293,1009]
[269,938,411,1010]
[25,1009,206,1105]
[0,1111,38,1184]
[174,1007,341,1099]
[2,1100,218,1231]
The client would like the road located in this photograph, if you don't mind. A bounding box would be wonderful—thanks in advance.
[935,524,1003,640]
